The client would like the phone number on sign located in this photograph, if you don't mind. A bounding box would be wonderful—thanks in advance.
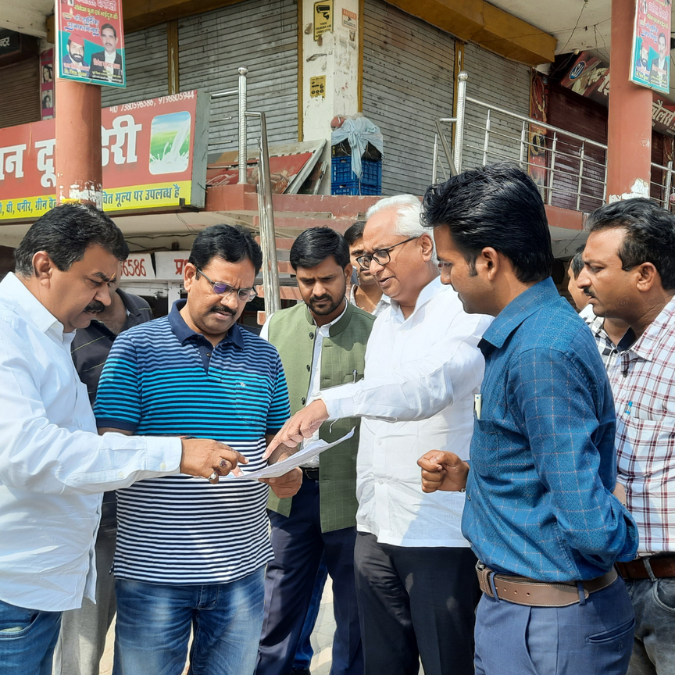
[122,258,148,277]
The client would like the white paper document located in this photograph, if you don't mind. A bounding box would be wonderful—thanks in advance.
[236,427,355,480]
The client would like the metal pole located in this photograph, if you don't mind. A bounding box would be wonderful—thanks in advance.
[482,109,491,166]
[576,142,585,211]
[248,111,281,316]
[432,134,438,183]
[454,71,468,174]
[519,121,527,170]
[238,67,248,184]
[664,160,673,211]
[548,131,558,206]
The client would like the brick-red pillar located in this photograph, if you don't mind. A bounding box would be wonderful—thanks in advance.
[606,0,653,201]
[54,79,102,206]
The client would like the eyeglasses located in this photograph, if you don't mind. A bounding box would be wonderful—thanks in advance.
[355,237,418,270]
[196,268,258,303]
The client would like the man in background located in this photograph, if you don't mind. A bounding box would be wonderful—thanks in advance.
[344,221,389,316]
[257,227,373,675]
[53,274,153,675]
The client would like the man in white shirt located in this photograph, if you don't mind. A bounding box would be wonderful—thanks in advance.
[0,204,246,675]
[266,195,492,675]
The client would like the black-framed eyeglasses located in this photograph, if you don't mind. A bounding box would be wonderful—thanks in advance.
[355,236,419,269]
[196,268,258,303]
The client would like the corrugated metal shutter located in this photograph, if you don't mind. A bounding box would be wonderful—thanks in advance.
[461,42,530,171]
[362,0,454,196]
[179,0,298,155]
[0,58,40,129]
[547,83,607,212]
[101,24,168,107]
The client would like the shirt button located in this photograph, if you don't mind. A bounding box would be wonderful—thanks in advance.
[467,494,471,501]
[378,479,384,485]
[117,471,124,478]
[306,364,311,371]
[301,397,306,404]
[309,332,314,339]
[160,462,166,471]
[207,353,212,358]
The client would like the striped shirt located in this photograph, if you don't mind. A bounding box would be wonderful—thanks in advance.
[94,301,290,584]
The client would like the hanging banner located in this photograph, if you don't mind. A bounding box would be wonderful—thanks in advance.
[528,70,549,191]
[561,51,675,136]
[0,90,210,221]
[56,0,126,88]
[630,0,671,94]
[40,49,54,120]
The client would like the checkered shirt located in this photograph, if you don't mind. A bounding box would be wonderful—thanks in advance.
[583,311,621,374]
[610,294,675,554]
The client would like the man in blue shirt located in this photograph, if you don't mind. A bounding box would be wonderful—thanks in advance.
[94,225,301,675]
[417,164,638,675]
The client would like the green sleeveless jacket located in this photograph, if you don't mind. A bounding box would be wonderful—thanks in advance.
[267,301,375,532]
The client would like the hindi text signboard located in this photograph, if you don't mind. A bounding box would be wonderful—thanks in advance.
[630,0,671,94]
[155,251,191,280]
[0,90,209,221]
[56,0,126,88]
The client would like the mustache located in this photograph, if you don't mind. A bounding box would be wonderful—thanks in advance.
[310,295,332,304]
[84,300,105,313]
[583,290,596,298]
[210,305,235,316]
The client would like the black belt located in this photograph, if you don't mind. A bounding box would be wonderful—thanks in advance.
[302,467,320,481]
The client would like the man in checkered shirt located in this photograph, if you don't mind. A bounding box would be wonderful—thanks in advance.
[578,198,675,675]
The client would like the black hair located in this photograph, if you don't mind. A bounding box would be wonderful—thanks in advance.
[189,224,262,275]
[101,23,117,38]
[422,163,553,283]
[586,198,675,290]
[344,220,366,247]
[289,227,350,270]
[659,33,667,43]
[569,245,585,279]
[14,203,128,276]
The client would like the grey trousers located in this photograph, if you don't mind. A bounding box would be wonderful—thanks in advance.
[53,526,117,675]
[626,577,675,675]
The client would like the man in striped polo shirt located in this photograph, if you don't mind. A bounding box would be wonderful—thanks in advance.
[94,225,302,675]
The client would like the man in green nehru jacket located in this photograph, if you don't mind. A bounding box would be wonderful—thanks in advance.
[256,227,374,675]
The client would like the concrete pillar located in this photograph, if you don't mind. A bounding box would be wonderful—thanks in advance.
[606,0,653,201]
[301,0,361,194]
[54,79,103,207]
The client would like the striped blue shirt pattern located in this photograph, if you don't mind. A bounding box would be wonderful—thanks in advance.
[94,301,290,584]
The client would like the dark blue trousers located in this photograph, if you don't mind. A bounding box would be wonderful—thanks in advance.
[475,576,635,675]
[256,479,363,675]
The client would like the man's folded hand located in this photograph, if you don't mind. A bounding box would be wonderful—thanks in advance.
[417,450,469,493]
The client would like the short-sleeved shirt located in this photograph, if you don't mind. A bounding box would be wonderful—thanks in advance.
[94,300,290,584]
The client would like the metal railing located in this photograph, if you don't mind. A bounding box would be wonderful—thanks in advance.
[210,69,281,315]
[650,160,674,210]
[435,71,611,214]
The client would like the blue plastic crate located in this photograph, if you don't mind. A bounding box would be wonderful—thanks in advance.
[332,183,361,196]
[359,184,381,196]
[360,159,382,187]
[331,156,382,192]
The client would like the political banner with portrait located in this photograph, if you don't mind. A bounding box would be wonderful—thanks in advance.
[630,0,671,94]
[56,0,126,88]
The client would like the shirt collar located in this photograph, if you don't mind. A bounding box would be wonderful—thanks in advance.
[481,277,558,351]
[630,293,675,362]
[168,299,245,349]
[390,276,442,323]
[350,284,391,310]
[116,288,141,318]
[0,272,65,339]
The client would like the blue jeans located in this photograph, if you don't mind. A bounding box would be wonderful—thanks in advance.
[292,558,329,670]
[113,567,265,675]
[475,577,635,675]
[625,577,675,674]
[0,598,62,675]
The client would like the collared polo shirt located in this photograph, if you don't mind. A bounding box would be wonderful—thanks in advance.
[94,300,290,584]
[462,278,638,582]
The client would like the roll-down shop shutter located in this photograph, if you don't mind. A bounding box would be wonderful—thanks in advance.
[178,0,298,156]
[0,58,40,129]
[461,42,531,171]
[362,0,454,196]
[101,24,169,107]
